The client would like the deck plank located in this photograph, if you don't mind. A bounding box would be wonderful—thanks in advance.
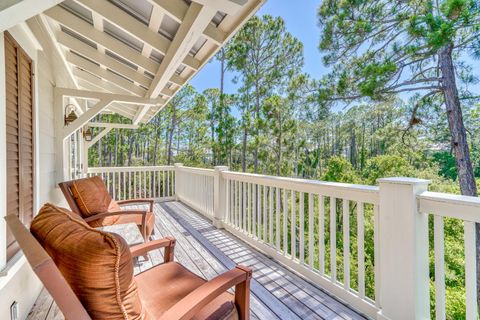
[27,201,365,320]
[162,201,366,320]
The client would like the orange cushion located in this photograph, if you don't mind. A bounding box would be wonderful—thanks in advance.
[70,176,116,218]
[30,203,146,319]
[135,262,238,320]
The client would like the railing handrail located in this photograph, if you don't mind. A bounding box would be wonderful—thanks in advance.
[418,191,480,222]
[222,170,380,204]
[176,166,216,176]
[87,166,174,173]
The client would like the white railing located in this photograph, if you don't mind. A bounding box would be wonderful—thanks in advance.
[83,164,480,319]
[87,166,175,200]
[174,165,215,219]
[222,170,380,317]
[418,191,480,320]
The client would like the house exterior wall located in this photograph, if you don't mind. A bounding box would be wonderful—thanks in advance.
[0,24,64,319]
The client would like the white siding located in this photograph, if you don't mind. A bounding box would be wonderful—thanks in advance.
[0,24,64,320]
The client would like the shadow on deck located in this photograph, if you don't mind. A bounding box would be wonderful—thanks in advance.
[27,201,366,320]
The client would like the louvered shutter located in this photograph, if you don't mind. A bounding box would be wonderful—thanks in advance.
[5,32,34,260]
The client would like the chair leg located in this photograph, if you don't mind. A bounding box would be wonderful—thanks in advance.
[234,266,252,320]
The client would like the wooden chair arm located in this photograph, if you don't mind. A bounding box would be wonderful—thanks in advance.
[116,199,154,212]
[130,236,176,262]
[159,265,252,320]
[84,210,148,240]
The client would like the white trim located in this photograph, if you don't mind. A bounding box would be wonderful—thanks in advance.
[0,0,64,32]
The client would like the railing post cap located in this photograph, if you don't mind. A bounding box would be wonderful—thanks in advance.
[214,166,229,171]
[377,177,431,185]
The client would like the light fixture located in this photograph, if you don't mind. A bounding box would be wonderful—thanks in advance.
[64,104,77,126]
[83,127,93,142]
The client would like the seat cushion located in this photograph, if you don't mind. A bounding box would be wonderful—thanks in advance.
[70,176,119,219]
[88,211,155,238]
[136,262,238,320]
[30,203,146,320]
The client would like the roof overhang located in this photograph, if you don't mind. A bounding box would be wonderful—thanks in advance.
[19,0,265,124]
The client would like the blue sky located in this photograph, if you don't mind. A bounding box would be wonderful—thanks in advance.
[190,0,323,93]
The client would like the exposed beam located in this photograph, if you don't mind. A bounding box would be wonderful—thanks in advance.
[86,123,138,149]
[66,52,146,96]
[86,127,112,149]
[136,5,165,123]
[77,81,138,119]
[56,87,162,105]
[63,99,113,139]
[147,3,217,98]
[133,106,151,125]
[74,0,201,71]
[45,6,159,74]
[193,0,248,15]
[88,123,139,129]
[203,24,226,45]
[148,0,227,45]
[45,6,189,88]
[73,69,132,96]
[58,32,152,88]
[0,0,63,32]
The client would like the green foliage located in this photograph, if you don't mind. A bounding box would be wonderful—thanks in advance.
[322,156,359,183]
[363,155,416,184]
[433,151,458,180]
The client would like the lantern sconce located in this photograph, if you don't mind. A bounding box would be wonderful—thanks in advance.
[64,104,78,126]
[83,127,93,142]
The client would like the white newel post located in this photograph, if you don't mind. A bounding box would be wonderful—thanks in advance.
[213,166,229,228]
[174,163,183,201]
[377,177,430,320]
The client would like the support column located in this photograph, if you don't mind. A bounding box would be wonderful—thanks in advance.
[213,166,228,228]
[377,177,430,320]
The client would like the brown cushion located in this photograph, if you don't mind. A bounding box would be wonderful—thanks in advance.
[71,176,116,217]
[136,262,238,320]
[30,203,146,320]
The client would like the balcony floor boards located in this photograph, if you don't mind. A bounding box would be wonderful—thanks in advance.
[27,201,366,320]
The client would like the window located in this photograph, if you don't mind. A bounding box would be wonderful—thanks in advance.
[5,32,34,260]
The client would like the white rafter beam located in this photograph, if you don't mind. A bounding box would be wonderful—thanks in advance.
[86,127,112,149]
[77,81,139,120]
[132,106,151,125]
[147,2,217,98]
[57,87,162,105]
[58,32,153,88]
[66,52,147,96]
[88,123,139,129]
[44,6,160,74]
[193,0,248,15]
[148,0,227,45]
[73,0,201,71]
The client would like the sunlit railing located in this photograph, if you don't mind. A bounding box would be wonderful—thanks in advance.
[418,191,480,320]
[175,166,215,219]
[87,166,175,200]
[86,164,480,319]
[222,171,380,316]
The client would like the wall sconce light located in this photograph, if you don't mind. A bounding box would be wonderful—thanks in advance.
[64,104,78,126]
[84,127,93,142]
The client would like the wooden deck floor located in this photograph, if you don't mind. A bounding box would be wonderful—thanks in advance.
[27,201,366,320]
